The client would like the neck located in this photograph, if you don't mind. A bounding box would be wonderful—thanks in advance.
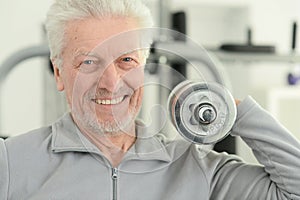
[81,125,136,167]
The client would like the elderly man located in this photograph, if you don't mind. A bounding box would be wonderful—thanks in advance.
[1,0,300,199]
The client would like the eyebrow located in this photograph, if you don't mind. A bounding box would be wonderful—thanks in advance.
[119,49,144,60]
[75,51,101,58]
[74,49,142,62]
[121,49,140,55]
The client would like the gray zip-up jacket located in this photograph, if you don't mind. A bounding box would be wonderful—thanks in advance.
[0,96,300,200]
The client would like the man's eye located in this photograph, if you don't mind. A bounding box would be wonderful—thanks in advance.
[118,57,138,70]
[79,59,99,73]
[122,57,133,62]
[83,60,95,65]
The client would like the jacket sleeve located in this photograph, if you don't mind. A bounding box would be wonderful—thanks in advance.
[0,138,9,199]
[230,96,300,199]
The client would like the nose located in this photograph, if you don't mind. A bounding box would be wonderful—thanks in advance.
[98,63,120,92]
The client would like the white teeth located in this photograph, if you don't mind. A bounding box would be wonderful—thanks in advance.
[94,96,124,105]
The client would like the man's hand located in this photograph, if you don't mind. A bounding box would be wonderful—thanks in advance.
[235,99,241,105]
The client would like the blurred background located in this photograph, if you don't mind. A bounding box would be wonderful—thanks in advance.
[1,0,300,164]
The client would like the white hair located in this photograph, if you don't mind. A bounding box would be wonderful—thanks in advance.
[45,0,154,66]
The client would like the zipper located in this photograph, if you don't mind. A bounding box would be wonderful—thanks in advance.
[111,167,118,200]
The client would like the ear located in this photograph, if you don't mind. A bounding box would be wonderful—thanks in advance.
[52,62,64,91]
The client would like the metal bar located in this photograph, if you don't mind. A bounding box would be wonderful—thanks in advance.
[0,45,50,137]
[152,41,229,86]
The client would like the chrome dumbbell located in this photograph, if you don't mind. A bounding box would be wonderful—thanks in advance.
[168,80,237,144]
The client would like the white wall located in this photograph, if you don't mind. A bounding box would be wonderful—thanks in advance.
[0,0,53,136]
[170,0,300,53]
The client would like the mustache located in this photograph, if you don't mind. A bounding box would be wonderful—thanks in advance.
[89,87,134,99]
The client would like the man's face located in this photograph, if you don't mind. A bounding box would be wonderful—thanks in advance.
[53,17,145,135]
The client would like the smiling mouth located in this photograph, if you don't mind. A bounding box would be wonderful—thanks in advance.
[92,96,127,105]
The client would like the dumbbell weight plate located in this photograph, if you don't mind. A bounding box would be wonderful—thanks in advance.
[168,80,237,144]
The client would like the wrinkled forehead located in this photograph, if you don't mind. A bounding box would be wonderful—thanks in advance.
[63,18,154,59]
[88,28,154,59]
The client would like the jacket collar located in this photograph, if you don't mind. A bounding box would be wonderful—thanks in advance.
[51,113,99,154]
[51,113,178,163]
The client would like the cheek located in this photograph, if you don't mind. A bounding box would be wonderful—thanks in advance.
[122,66,144,91]
[137,88,144,107]
[130,87,144,110]
[59,70,75,105]
[76,75,99,98]
[64,71,97,104]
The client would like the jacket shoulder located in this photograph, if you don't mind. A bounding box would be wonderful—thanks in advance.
[4,126,53,153]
